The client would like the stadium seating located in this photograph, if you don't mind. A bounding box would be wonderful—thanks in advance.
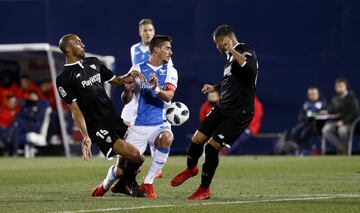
[23,102,52,158]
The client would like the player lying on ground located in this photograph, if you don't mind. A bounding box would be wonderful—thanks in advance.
[171,25,259,200]
[91,35,178,198]
[56,34,145,189]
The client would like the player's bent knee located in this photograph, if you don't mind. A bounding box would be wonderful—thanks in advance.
[191,131,207,145]
[130,151,144,164]
[159,132,173,147]
[115,167,124,177]
[208,139,222,150]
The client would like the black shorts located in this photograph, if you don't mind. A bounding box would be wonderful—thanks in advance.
[198,105,253,146]
[88,121,128,158]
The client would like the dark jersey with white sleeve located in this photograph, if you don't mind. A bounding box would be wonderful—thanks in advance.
[56,57,122,131]
[218,43,258,113]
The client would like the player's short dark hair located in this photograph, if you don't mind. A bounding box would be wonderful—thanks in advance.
[213,24,235,38]
[139,19,153,27]
[149,35,172,54]
[335,77,350,89]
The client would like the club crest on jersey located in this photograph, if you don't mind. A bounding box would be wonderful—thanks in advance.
[159,68,167,75]
[58,87,67,97]
[106,136,112,143]
[89,64,97,70]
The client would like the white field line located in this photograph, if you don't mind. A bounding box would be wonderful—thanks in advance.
[51,194,360,213]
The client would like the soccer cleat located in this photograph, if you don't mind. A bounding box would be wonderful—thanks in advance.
[188,186,211,200]
[127,181,147,197]
[110,180,146,197]
[140,183,157,198]
[91,182,107,197]
[170,166,199,187]
[154,170,163,179]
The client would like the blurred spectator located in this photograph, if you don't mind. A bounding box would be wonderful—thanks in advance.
[199,91,220,121]
[287,87,326,152]
[0,70,21,105]
[39,81,56,109]
[0,95,21,154]
[40,81,74,144]
[227,96,264,154]
[6,91,48,155]
[0,95,21,128]
[322,78,359,155]
[18,74,45,100]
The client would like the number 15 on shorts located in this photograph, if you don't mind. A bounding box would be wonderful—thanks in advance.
[96,129,109,139]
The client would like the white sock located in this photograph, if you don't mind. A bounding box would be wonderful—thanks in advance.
[149,143,155,157]
[103,165,118,190]
[143,147,170,184]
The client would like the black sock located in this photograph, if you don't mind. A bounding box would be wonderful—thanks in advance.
[200,144,219,189]
[187,143,204,169]
[118,158,141,184]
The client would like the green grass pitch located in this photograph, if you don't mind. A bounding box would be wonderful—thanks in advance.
[0,156,360,212]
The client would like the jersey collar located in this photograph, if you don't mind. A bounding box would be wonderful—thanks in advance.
[147,62,165,70]
[64,60,84,68]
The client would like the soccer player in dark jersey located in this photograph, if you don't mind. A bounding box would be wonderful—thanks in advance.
[170,25,259,200]
[56,34,145,192]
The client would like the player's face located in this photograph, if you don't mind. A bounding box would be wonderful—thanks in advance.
[68,36,86,59]
[158,41,172,64]
[139,24,155,45]
[213,36,227,54]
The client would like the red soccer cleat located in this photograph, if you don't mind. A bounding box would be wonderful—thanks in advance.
[91,182,107,197]
[140,183,157,198]
[170,166,199,187]
[188,186,211,200]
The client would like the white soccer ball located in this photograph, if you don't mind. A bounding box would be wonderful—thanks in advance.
[166,102,190,126]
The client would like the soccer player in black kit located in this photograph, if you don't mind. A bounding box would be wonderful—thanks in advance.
[56,34,144,192]
[171,25,259,200]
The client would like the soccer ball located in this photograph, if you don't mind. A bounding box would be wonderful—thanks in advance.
[166,102,190,126]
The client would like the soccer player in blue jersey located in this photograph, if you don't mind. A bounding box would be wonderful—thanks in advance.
[124,19,173,179]
[92,35,178,198]
[130,19,173,67]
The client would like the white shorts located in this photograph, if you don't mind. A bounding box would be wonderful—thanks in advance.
[124,124,172,155]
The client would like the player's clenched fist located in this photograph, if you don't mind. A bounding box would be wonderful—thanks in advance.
[130,70,146,83]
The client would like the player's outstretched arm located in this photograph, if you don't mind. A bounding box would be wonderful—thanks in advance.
[224,37,257,74]
[69,101,92,160]
[110,71,145,87]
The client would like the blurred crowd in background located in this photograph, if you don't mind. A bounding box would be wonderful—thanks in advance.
[0,66,359,156]
[0,69,73,156]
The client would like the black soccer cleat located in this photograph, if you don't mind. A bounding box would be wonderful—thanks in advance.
[111,179,146,198]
